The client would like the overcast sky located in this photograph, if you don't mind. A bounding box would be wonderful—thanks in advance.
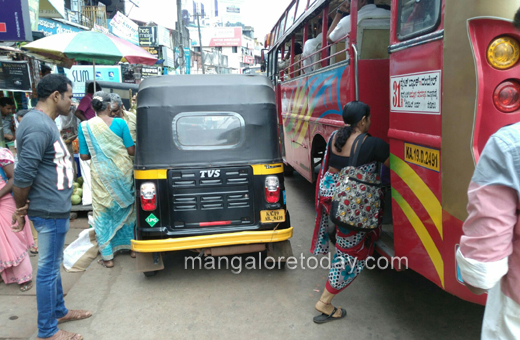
[126,0,293,39]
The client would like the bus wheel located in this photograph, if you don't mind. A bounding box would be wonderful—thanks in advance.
[284,164,294,176]
[143,270,158,277]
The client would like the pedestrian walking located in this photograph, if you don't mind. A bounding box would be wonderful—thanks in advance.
[311,101,389,323]
[0,147,33,292]
[12,74,91,340]
[78,91,136,269]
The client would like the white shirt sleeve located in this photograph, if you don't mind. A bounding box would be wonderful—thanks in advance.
[329,16,352,42]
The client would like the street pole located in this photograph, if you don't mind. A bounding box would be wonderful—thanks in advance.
[196,11,205,74]
[176,0,185,74]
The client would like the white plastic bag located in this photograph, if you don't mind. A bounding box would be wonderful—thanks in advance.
[63,228,98,272]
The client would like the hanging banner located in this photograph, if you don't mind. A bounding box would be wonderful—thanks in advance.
[0,61,32,92]
[63,65,122,99]
[109,11,139,46]
[0,0,33,41]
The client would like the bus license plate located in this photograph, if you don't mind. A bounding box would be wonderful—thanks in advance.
[260,209,285,223]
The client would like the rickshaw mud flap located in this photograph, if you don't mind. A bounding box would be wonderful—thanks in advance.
[135,252,164,273]
[130,227,293,253]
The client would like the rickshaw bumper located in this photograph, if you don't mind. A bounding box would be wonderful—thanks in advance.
[131,227,293,253]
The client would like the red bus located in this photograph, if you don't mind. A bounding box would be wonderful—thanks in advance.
[264,0,520,304]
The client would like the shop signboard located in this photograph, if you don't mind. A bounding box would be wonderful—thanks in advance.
[162,46,175,68]
[208,27,242,47]
[39,0,66,19]
[139,26,157,47]
[142,46,159,59]
[243,55,254,65]
[109,11,139,46]
[157,25,172,49]
[28,0,39,30]
[38,17,83,37]
[63,65,122,99]
[0,61,32,92]
[0,0,33,41]
[141,66,162,79]
[219,0,244,27]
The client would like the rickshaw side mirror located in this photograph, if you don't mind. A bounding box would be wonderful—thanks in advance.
[261,48,268,73]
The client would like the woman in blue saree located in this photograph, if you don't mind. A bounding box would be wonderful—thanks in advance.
[78,91,136,268]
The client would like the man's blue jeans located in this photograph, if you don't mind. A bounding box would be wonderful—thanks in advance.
[30,217,70,338]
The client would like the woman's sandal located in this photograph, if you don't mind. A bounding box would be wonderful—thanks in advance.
[30,246,39,255]
[19,281,33,292]
[36,329,83,340]
[57,310,93,324]
[313,307,347,324]
[97,259,114,268]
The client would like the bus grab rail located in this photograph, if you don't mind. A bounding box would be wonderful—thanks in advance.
[281,33,351,79]
[280,33,359,102]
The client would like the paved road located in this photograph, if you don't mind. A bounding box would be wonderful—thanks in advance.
[1,172,484,340]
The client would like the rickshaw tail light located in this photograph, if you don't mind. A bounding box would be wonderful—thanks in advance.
[265,176,280,203]
[493,80,520,113]
[140,182,157,211]
[487,36,520,70]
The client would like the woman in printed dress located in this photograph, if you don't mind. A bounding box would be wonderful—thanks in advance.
[0,147,34,291]
[311,101,390,323]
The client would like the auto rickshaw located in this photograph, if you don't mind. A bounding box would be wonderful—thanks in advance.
[131,75,293,276]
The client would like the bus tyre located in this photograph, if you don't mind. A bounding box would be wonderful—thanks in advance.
[143,270,158,277]
[284,164,294,176]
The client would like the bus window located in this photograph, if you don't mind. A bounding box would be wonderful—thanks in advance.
[294,0,307,22]
[286,2,296,31]
[278,15,287,40]
[397,0,441,40]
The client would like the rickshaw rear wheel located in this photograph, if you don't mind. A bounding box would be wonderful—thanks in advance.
[143,270,158,277]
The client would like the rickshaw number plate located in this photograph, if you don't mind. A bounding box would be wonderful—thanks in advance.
[260,209,285,223]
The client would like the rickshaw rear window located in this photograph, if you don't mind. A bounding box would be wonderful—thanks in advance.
[397,0,441,41]
[173,112,245,150]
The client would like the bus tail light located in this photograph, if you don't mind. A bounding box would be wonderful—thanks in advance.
[487,36,520,70]
[493,80,520,113]
[140,182,156,211]
[265,176,280,203]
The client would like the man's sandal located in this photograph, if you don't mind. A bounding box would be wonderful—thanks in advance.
[313,307,347,324]
[19,281,33,292]
[57,310,92,324]
[37,329,83,340]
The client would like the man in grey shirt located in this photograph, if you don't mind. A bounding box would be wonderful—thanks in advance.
[11,74,91,340]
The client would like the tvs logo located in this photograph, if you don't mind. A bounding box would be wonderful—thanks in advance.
[200,170,221,178]
[0,23,6,33]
